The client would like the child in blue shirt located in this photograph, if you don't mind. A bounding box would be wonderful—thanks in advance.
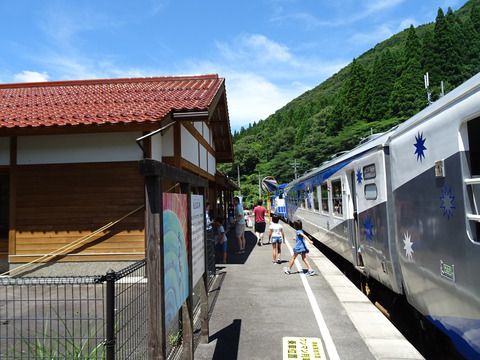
[284,220,315,275]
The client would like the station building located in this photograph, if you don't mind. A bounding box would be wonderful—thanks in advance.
[0,74,235,274]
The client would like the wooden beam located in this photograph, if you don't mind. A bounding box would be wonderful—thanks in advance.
[181,121,216,156]
[180,159,215,182]
[0,122,162,137]
[139,159,208,188]
[173,122,181,168]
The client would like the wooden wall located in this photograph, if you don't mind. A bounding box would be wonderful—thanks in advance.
[10,162,145,263]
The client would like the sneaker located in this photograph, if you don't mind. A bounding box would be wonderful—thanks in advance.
[276,259,281,264]
[257,241,262,246]
[283,267,291,274]
[307,269,315,276]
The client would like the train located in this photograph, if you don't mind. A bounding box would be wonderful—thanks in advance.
[281,73,480,359]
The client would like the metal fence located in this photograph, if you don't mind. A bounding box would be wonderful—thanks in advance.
[0,260,147,360]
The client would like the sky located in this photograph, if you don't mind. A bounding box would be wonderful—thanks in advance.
[0,0,467,131]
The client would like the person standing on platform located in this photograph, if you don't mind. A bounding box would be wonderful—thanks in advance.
[253,199,267,246]
[233,196,246,254]
[268,215,284,263]
[213,217,227,264]
[284,220,315,275]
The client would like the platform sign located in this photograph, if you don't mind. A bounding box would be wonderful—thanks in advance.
[283,337,325,359]
[191,194,205,285]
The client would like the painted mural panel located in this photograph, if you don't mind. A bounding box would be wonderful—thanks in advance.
[163,193,189,330]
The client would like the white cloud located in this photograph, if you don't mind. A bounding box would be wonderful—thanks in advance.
[216,34,292,64]
[398,18,417,31]
[349,24,394,46]
[13,70,49,83]
[365,0,406,13]
[225,72,310,130]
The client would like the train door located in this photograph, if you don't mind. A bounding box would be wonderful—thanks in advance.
[349,170,363,266]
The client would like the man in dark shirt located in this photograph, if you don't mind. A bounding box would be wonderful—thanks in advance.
[253,199,267,246]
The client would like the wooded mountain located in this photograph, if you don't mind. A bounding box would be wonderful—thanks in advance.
[220,0,480,208]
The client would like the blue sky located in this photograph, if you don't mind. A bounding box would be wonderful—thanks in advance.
[0,0,466,130]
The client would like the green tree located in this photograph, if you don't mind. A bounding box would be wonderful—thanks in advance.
[390,25,426,118]
[362,49,398,122]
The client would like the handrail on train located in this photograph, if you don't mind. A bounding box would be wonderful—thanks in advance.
[465,177,480,222]
[465,177,480,185]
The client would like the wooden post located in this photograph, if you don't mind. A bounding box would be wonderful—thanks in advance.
[200,185,210,343]
[181,183,194,360]
[145,175,166,360]
[8,136,16,258]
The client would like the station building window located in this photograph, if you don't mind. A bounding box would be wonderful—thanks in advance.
[321,183,329,212]
[332,179,343,216]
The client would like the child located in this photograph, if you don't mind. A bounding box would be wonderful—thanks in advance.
[284,220,315,275]
[213,217,227,264]
[268,215,284,264]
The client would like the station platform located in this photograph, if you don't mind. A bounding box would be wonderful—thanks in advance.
[195,221,424,360]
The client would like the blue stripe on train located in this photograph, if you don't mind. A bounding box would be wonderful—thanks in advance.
[426,315,480,360]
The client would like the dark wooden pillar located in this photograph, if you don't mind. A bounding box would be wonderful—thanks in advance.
[8,136,16,258]
[144,174,166,359]
[181,182,194,360]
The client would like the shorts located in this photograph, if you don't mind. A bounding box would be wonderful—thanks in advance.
[271,236,282,244]
[254,222,266,233]
[235,223,246,237]
[215,241,227,252]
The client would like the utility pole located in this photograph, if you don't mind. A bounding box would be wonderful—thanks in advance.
[291,159,298,180]
[424,72,432,105]
[237,165,241,197]
[258,171,261,199]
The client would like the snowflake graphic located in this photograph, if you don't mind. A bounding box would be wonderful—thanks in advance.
[440,186,456,219]
[363,216,374,241]
[403,231,414,261]
[356,168,363,184]
[414,132,427,162]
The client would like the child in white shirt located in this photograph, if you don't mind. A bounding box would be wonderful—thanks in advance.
[268,215,284,264]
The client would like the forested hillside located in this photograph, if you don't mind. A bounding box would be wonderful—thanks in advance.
[220,0,480,207]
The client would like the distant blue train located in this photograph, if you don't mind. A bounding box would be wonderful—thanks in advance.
[282,73,480,359]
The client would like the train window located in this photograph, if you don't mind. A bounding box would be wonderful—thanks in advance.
[468,119,480,175]
[332,179,343,216]
[306,189,313,209]
[364,184,377,200]
[313,186,320,211]
[321,183,329,212]
[363,164,376,179]
[0,172,8,239]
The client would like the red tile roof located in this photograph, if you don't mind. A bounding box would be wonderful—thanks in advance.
[0,74,225,129]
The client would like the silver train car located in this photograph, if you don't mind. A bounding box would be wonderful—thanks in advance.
[285,73,480,359]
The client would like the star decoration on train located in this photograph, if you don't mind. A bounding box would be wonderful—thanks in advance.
[440,186,456,219]
[363,216,374,241]
[403,232,414,261]
[356,168,363,184]
[414,132,427,162]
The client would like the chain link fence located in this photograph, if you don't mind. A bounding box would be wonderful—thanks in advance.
[0,260,146,360]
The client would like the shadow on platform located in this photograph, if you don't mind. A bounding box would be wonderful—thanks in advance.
[225,230,257,265]
[209,319,242,360]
